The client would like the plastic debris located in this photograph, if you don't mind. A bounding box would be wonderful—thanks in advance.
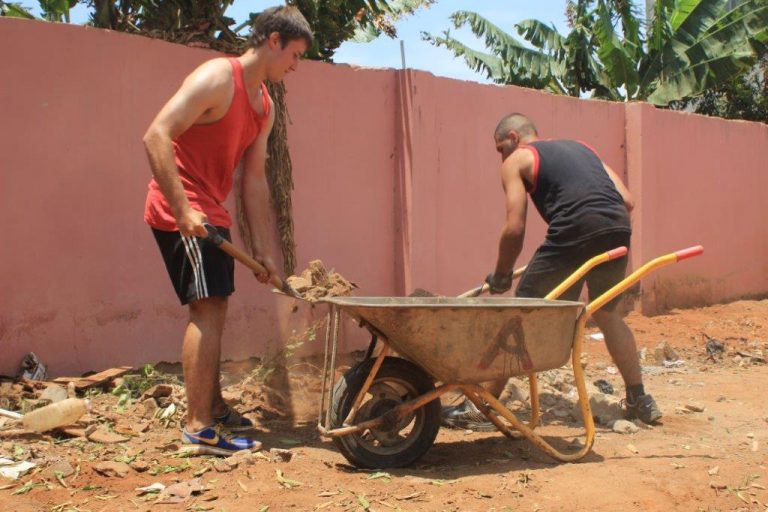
[19,353,47,381]
[0,458,36,480]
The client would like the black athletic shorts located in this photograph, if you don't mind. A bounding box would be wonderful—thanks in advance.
[151,226,235,305]
[515,231,631,311]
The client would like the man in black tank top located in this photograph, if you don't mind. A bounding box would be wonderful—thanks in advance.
[442,113,661,431]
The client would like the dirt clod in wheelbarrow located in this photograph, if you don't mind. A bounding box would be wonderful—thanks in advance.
[408,288,441,298]
[286,260,357,302]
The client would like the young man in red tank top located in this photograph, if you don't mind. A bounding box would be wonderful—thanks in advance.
[443,113,662,431]
[142,6,312,455]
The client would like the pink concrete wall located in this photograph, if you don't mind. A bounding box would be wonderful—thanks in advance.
[404,71,627,295]
[2,19,766,376]
[626,103,768,311]
[0,19,394,375]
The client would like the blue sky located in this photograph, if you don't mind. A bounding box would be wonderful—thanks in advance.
[24,1,574,84]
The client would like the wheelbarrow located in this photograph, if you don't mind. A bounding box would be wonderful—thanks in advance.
[316,245,704,468]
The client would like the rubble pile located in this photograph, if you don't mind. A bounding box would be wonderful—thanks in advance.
[286,259,357,302]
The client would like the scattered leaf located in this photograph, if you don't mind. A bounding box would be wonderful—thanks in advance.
[275,469,302,489]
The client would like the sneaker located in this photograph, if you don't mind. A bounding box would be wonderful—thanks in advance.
[181,426,261,456]
[214,406,254,432]
[441,400,496,432]
[622,394,662,424]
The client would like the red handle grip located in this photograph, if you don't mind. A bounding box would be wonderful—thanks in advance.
[606,246,628,260]
[675,245,704,261]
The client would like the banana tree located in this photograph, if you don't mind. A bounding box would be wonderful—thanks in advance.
[1,0,77,21]
[424,0,767,106]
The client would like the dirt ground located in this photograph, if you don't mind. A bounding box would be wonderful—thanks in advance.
[2,299,768,512]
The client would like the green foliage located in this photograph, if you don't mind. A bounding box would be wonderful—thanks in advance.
[672,56,767,122]
[286,0,435,61]
[423,0,768,108]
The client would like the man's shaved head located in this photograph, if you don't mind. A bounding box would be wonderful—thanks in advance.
[494,113,538,140]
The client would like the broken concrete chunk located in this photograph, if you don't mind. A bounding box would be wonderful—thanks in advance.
[141,384,174,400]
[93,461,132,478]
[213,459,234,472]
[612,419,640,434]
[87,427,130,444]
[39,384,68,404]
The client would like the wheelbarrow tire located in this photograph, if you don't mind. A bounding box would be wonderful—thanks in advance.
[330,357,440,469]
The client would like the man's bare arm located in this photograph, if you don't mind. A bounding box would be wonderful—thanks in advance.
[494,149,532,275]
[603,163,635,212]
[142,59,230,236]
[241,100,278,282]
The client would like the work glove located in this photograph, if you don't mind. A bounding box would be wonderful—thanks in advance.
[485,271,513,294]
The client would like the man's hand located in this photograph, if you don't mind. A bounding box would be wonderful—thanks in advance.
[485,271,513,294]
[177,209,208,237]
[254,255,279,284]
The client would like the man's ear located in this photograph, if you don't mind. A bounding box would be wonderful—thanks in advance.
[268,32,281,49]
[507,130,520,145]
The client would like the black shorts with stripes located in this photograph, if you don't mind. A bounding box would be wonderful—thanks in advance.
[151,226,235,305]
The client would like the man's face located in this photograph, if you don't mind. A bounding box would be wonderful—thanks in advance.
[267,34,308,81]
[494,130,519,162]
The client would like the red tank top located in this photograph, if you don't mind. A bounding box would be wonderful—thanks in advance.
[144,58,271,230]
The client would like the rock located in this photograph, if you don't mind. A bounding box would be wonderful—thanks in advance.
[612,420,640,434]
[130,460,150,472]
[87,428,130,444]
[684,402,705,412]
[141,384,173,400]
[213,459,234,472]
[270,448,294,462]
[46,460,75,479]
[39,384,68,404]
[502,379,530,404]
[222,455,241,469]
[139,398,159,418]
[580,354,589,369]
[626,444,639,454]
[707,465,719,476]
[93,461,131,478]
[572,392,623,425]
[156,478,203,505]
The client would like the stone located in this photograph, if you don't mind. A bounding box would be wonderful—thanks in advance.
[611,420,640,434]
[684,402,705,413]
[139,398,159,419]
[39,385,68,404]
[213,459,234,472]
[130,460,150,472]
[572,392,623,425]
[270,448,294,462]
[87,428,130,444]
[46,460,75,479]
[141,384,173,400]
[93,461,131,478]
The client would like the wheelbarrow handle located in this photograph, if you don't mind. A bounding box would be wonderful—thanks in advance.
[203,223,301,299]
[458,266,528,298]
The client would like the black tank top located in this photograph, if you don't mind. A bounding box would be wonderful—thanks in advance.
[521,140,630,247]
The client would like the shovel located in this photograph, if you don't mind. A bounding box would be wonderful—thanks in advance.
[203,224,302,299]
[457,266,528,298]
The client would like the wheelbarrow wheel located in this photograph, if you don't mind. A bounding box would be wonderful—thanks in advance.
[330,357,440,469]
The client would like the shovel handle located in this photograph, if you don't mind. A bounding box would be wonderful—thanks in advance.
[458,266,528,298]
[203,224,300,298]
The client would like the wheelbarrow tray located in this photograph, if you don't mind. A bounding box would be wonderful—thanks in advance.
[324,296,583,384]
